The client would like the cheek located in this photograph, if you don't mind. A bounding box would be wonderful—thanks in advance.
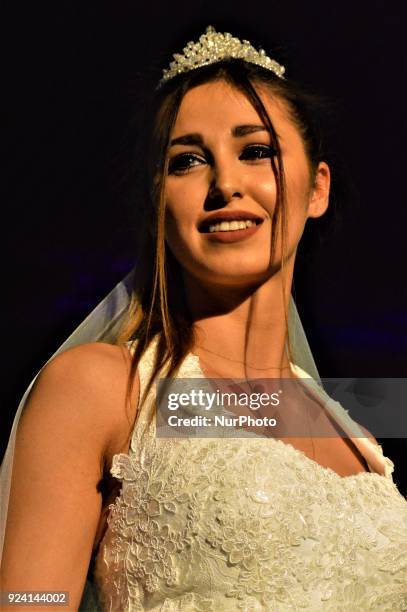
[165,207,195,244]
[165,179,202,226]
[164,209,187,256]
[283,164,312,221]
[250,174,277,214]
[164,210,192,268]
[164,190,189,241]
[164,187,199,262]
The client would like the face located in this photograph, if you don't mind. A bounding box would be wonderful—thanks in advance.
[164,80,329,288]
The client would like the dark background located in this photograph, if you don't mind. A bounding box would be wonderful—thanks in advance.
[2,1,406,492]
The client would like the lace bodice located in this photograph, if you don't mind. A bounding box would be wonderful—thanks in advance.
[93,341,407,611]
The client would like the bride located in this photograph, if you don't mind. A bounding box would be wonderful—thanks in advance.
[1,26,406,611]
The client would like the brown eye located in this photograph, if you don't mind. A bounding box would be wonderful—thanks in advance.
[168,153,206,175]
[240,145,277,160]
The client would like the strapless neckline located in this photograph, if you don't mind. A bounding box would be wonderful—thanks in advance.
[186,350,395,481]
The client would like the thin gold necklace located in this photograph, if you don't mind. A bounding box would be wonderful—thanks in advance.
[194,344,292,371]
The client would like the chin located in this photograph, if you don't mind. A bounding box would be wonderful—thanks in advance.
[198,266,272,289]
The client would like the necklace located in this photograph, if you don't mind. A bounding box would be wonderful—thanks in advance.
[197,353,316,461]
[194,344,292,371]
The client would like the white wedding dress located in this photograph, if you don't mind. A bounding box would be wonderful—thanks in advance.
[92,339,407,611]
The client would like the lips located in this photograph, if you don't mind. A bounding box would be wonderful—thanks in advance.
[204,221,263,243]
[198,211,263,233]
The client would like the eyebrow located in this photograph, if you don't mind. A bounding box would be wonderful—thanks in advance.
[170,124,269,147]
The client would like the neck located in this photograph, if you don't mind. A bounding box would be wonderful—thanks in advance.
[183,262,295,378]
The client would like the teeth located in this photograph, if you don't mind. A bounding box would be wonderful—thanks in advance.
[209,219,255,233]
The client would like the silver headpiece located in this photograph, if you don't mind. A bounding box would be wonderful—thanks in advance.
[160,25,285,86]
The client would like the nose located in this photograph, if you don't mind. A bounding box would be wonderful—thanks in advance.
[207,158,243,204]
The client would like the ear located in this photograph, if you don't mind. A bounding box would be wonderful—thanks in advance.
[307,162,330,219]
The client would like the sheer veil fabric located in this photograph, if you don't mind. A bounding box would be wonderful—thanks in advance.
[0,268,394,567]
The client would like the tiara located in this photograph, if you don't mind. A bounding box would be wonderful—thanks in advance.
[159,25,285,86]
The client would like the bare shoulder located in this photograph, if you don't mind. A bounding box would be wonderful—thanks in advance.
[38,341,132,384]
[20,341,140,468]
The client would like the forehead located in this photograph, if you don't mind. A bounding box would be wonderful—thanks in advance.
[171,80,294,138]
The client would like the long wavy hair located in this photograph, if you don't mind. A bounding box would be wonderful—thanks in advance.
[116,58,327,421]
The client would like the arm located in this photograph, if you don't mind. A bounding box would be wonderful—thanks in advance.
[0,342,139,610]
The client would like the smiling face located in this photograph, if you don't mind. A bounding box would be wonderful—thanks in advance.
[164,79,330,289]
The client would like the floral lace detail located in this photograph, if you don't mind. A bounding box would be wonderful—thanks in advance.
[93,340,407,611]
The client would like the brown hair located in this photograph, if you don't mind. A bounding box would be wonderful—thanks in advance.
[116,58,327,421]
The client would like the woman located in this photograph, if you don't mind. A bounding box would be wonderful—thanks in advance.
[1,26,406,611]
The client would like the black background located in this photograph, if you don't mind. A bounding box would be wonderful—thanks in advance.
[2,1,406,492]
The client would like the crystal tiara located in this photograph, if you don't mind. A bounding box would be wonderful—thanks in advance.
[159,25,285,86]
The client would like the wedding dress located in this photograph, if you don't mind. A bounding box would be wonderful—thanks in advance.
[1,277,405,610]
[92,338,407,611]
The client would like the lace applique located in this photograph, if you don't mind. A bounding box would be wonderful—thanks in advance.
[93,342,407,611]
